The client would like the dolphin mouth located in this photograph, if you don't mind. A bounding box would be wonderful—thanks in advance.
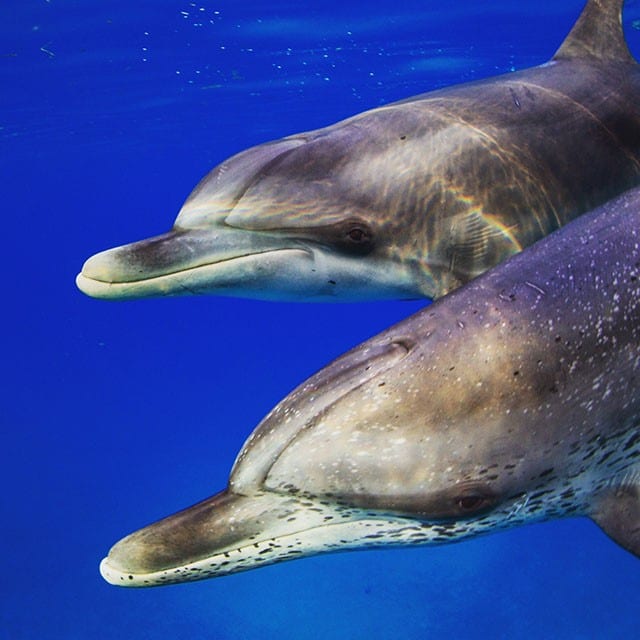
[99,489,415,587]
[76,228,312,300]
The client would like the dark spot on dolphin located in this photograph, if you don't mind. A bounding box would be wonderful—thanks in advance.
[509,87,521,109]
[599,450,615,463]
[623,433,640,451]
[529,490,554,499]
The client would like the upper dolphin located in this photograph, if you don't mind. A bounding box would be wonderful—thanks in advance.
[100,186,640,586]
[77,0,640,301]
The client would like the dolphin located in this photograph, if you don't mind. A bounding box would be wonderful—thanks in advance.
[78,0,640,302]
[100,186,640,586]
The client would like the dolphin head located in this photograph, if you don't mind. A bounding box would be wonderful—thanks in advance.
[77,123,436,302]
[100,307,582,586]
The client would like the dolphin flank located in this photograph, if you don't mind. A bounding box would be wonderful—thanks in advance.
[78,0,640,302]
[100,186,640,586]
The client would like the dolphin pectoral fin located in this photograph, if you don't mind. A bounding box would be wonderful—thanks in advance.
[592,478,640,558]
[446,210,522,280]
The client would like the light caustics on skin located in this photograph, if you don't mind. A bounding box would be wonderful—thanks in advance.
[101,186,640,586]
[77,0,640,303]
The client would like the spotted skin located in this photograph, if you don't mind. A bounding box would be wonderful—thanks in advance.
[100,187,640,587]
[77,0,640,302]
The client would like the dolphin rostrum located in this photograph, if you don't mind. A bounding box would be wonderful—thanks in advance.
[100,186,640,586]
[78,0,640,302]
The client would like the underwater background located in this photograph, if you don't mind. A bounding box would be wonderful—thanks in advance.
[3,0,640,637]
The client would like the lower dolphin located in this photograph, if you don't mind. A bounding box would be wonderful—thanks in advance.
[100,187,640,586]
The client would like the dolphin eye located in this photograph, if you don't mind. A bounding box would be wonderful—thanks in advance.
[451,488,498,516]
[347,227,367,243]
[335,220,374,255]
[303,218,375,255]
[455,495,486,511]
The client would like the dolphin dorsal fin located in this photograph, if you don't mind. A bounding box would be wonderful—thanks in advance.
[553,0,635,63]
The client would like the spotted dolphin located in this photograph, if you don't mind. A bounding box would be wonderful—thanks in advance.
[78,0,640,302]
[100,186,640,586]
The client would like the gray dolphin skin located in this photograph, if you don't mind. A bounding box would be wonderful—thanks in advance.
[78,0,640,302]
[100,186,640,586]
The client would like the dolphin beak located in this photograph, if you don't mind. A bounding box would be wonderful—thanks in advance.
[101,490,267,586]
[99,489,342,586]
[76,227,310,300]
[99,488,412,587]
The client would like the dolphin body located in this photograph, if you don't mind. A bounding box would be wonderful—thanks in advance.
[101,186,640,586]
[78,0,640,302]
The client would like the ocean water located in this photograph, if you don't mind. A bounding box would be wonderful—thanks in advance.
[3,0,640,637]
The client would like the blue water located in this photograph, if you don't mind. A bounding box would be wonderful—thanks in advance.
[3,1,640,637]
